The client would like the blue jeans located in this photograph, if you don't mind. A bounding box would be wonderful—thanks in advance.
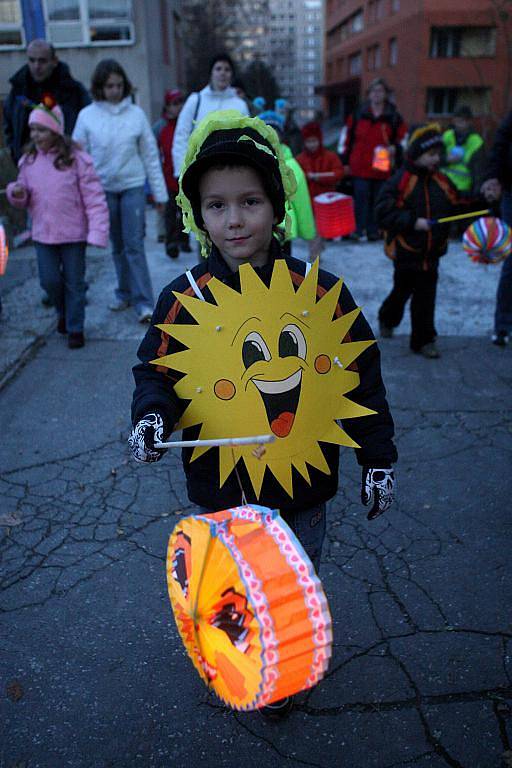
[34,241,86,333]
[353,177,385,238]
[280,503,326,573]
[106,187,153,312]
[495,192,512,333]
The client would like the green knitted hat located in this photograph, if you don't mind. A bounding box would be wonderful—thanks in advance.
[176,110,297,257]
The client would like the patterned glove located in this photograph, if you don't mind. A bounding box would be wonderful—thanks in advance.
[129,412,168,463]
[361,467,395,520]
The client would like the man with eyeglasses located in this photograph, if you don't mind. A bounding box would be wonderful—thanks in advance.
[3,38,90,163]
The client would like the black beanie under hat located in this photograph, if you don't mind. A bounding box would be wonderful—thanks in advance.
[407,123,444,161]
[181,127,286,229]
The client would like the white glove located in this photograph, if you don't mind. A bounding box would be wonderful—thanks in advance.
[129,412,167,463]
[361,467,395,520]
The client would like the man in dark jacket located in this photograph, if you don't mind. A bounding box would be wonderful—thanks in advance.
[481,111,512,346]
[3,39,90,163]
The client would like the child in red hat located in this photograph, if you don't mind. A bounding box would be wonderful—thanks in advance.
[296,122,344,260]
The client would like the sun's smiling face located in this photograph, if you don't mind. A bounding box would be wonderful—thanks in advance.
[153,260,376,498]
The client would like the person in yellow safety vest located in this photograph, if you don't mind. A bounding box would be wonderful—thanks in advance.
[442,105,485,197]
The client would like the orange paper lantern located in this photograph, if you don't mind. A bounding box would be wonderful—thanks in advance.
[372,145,392,173]
[313,192,356,238]
[0,225,8,276]
[167,504,332,710]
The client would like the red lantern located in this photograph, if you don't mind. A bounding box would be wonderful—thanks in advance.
[313,192,356,238]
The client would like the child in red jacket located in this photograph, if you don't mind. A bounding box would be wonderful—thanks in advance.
[157,89,191,259]
[296,122,344,260]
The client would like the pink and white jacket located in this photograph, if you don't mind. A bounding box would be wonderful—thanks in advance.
[7,148,109,247]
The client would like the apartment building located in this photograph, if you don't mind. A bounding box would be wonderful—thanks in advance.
[320,0,510,128]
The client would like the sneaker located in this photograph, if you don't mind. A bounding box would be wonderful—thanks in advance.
[346,232,361,242]
[108,299,130,312]
[258,696,294,720]
[379,321,393,338]
[137,307,153,324]
[419,342,440,359]
[68,332,85,349]
[367,233,380,242]
[492,331,509,347]
[181,242,192,253]
[57,316,67,335]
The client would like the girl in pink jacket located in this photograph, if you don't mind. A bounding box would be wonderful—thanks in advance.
[7,100,109,348]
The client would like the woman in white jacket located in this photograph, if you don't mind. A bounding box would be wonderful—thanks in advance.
[73,60,168,322]
[172,53,249,178]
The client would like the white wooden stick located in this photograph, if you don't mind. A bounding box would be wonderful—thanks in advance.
[154,434,275,449]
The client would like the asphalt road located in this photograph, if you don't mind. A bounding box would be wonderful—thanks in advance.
[1,218,511,768]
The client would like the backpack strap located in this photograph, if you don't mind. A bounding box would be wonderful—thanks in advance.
[185,269,205,300]
[192,93,201,126]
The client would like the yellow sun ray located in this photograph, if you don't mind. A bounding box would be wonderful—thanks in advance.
[335,400,376,421]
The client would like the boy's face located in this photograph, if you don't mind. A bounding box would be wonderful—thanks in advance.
[200,165,275,272]
[415,147,441,171]
[304,136,320,153]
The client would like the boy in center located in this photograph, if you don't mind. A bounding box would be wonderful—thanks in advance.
[129,111,397,718]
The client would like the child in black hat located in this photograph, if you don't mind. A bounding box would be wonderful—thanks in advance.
[128,111,397,718]
[376,122,475,358]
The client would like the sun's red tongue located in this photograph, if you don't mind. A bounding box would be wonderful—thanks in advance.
[271,411,295,438]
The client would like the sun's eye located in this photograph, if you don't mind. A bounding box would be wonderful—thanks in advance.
[279,324,307,359]
[242,331,271,369]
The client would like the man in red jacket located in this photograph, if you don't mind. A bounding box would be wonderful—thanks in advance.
[157,89,191,258]
[338,78,407,242]
[297,121,344,260]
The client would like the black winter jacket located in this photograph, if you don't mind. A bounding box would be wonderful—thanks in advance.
[483,110,512,190]
[3,61,90,162]
[131,242,397,512]
[375,161,471,271]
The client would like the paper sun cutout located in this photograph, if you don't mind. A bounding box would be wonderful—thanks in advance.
[153,259,375,498]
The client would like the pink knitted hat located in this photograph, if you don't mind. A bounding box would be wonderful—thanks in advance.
[28,103,65,136]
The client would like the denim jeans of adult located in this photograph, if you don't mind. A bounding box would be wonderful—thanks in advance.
[34,241,86,333]
[353,177,385,238]
[106,186,154,312]
[495,192,512,333]
[198,503,326,573]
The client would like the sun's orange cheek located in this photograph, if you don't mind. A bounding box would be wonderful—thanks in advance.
[314,354,331,374]
[214,379,236,400]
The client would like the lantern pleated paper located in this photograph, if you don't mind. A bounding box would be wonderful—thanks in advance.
[167,504,332,710]
[463,216,512,265]
[313,192,356,238]
[0,225,8,276]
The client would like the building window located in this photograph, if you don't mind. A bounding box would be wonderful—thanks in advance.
[426,87,491,116]
[349,51,362,75]
[351,10,363,34]
[44,0,134,46]
[430,26,496,58]
[0,0,24,47]
[368,43,381,71]
[389,37,397,66]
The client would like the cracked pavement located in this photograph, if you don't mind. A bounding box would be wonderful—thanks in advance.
[1,222,511,767]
